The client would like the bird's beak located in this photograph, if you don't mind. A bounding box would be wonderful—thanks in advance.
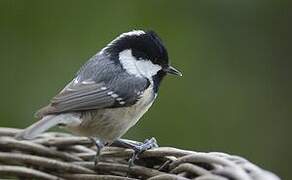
[164,66,182,76]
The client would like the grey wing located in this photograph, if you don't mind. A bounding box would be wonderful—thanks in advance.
[35,74,150,117]
[35,53,150,117]
[52,81,114,111]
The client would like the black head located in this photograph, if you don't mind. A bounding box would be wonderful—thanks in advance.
[103,30,182,89]
[102,30,182,92]
[104,30,169,67]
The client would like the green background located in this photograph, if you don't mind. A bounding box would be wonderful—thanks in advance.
[0,1,291,179]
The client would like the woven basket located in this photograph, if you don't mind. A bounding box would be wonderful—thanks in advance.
[0,127,280,180]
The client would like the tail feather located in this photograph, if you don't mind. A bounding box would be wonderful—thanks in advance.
[15,115,60,140]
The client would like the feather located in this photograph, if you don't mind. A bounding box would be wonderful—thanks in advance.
[15,114,81,140]
[15,115,58,140]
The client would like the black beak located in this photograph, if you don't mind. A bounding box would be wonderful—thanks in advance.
[164,66,182,76]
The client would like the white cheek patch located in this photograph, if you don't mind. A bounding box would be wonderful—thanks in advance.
[119,49,162,79]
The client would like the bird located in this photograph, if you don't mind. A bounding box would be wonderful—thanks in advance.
[15,30,182,165]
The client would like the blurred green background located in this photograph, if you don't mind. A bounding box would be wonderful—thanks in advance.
[0,0,291,179]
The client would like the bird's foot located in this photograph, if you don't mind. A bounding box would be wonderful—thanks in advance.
[129,137,158,167]
[114,137,158,167]
[90,138,104,165]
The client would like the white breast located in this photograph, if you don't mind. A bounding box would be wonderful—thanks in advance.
[70,84,156,142]
[122,85,155,127]
[102,85,155,138]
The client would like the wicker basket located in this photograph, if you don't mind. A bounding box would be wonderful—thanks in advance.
[0,127,280,180]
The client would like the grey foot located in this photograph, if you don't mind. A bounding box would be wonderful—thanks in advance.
[114,137,158,167]
[90,138,104,165]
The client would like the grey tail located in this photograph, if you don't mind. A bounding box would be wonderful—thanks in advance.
[15,115,60,140]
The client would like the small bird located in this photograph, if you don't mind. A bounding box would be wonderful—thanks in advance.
[16,30,182,164]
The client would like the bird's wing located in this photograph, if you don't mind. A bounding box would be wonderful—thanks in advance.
[35,74,150,118]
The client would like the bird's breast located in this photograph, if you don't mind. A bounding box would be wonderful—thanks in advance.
[102,85,155,130]
[119,85,156,126]
[75,85,156,142]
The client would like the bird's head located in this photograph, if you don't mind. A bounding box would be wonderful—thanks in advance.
[102,30,182,80]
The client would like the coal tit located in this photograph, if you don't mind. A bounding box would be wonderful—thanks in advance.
[16,30,182,164]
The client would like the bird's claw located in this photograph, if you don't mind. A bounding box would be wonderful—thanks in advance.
[128,137,158,167]
[90,138,104,165]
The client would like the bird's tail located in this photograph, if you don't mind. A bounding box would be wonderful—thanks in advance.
[15,115,60,140]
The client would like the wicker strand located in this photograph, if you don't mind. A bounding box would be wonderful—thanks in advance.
[0,127,281,180]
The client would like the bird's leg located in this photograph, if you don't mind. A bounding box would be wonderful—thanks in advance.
[89,138,104,165]
[114,137,158,167]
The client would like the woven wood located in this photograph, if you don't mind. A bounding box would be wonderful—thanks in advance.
[0,127,280,180]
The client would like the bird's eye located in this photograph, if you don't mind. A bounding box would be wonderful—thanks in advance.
[132,49,148,60]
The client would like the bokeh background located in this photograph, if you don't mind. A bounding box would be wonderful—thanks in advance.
[0,1,291,179]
